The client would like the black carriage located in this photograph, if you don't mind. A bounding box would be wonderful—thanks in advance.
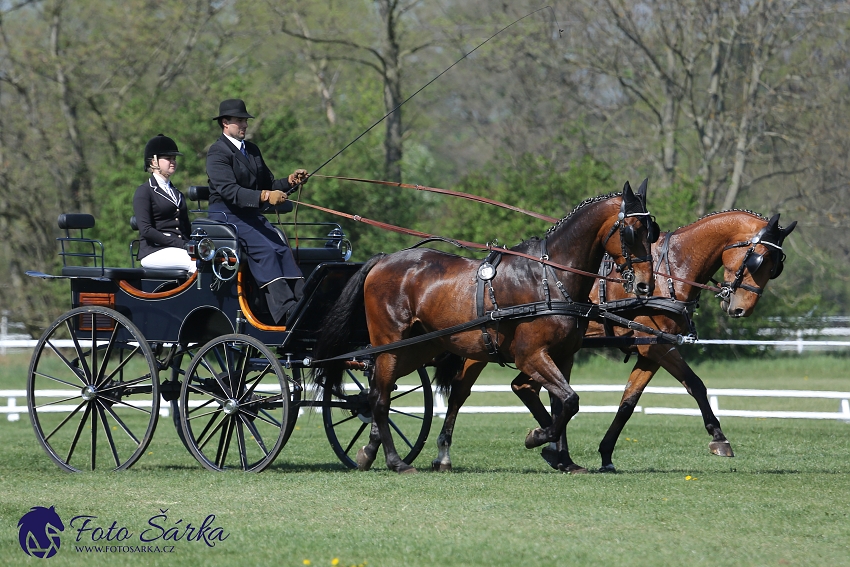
[25,187,433,472]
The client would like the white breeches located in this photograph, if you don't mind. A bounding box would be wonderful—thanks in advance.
[140,247,197,273]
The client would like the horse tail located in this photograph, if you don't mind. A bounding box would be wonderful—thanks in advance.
[312,253,387,393]
[432,352,466,395]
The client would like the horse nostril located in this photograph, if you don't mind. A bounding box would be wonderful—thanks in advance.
[635,282,650,296]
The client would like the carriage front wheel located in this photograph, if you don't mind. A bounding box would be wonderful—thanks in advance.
[322,366,433,469]
[27,306,160,472]
[178,334,292,472]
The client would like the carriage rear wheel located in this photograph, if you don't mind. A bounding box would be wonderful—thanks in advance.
[178,334,293,472]
[322,366,433,469]
[27,306,160,472]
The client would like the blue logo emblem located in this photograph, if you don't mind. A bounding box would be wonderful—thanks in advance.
[18,506,65,558]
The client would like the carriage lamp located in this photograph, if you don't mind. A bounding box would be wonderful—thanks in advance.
[185,228,216,262]
[325,227,353,261]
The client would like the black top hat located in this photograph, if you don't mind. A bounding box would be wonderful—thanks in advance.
[212,99,254,121]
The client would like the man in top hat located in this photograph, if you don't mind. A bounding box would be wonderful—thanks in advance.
[206,98,309,325]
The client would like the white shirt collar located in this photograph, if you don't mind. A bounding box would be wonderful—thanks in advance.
[152,172,171,189]
[223,133,244,150]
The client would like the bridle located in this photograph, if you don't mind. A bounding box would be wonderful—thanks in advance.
[602,203,659,293]
[717,224,786,299]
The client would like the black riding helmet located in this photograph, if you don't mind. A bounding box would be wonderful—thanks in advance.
[144,134,182,171]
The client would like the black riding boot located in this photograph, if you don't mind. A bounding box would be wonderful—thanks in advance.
[263,278,304,325]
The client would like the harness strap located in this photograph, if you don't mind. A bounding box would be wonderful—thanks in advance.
[307,301,600,366]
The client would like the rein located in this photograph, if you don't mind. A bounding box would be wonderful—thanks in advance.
[289,199,630,284]
[312,174,559,223]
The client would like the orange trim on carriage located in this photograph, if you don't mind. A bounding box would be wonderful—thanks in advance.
[117,271,199,299]
[237,267,287,332]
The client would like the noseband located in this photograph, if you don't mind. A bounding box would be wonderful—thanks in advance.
[603,210,659,293]
[718,225,786,299]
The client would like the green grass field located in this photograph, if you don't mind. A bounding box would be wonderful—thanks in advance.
[1,352,849,566]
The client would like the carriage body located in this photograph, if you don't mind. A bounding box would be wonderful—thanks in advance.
[25,191,433,473]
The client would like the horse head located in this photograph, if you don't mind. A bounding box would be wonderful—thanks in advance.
[719,213,797,317]
[603,179,658,297]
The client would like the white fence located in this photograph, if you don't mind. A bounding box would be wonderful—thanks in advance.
[5,384,850,423]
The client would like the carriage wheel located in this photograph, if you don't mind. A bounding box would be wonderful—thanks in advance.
[322,366,433,469]
[27,306,160,472]
[179,334,292,472]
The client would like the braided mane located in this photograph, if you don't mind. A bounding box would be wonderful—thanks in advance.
[671,208,767,233]
[508,192,621,255]
[544,192,622,236]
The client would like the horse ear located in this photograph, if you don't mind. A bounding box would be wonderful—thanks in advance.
[637,178,648,209]
[782,220,797,237]
[766,213,780,230]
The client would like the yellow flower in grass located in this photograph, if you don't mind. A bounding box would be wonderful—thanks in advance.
[303,560,311,565]
[332,559,339,566]
[685,475,698,481]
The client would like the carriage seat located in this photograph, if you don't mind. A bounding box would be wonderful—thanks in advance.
[128,215,190,280]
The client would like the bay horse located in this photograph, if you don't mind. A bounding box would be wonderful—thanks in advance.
[313,181,657,473]
[584,210,797,472]
[430,210,796,473]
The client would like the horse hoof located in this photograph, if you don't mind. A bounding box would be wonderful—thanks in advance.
[598,464,617,473]
[356,447,373,471]
[540,446,559,470]
[709,440,735,457]
[525,428,548,449]
[398,465,418,474]
[558,463,588,474]
[432,460,452,472]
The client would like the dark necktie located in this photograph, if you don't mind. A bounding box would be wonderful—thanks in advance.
[240,141,247,157]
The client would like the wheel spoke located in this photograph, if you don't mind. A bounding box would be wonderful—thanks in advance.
[98,393,152,416]
[45,339,88,387]
[66,319,93,383]
[197,412,228,451]
[236,420,248,469]
[344,369,367,392]
[90,402,98,470]
[239,413,269,454]
[342,421,369,455]
[97,374,152,393]
[98,402,141,445]
[43,400,87,442]
[251,406,283,428]
[330,412,361,428]
[95,402,122,468]
[197,412,224,449]
[185,381,228,405]
[215,417,236,468]
[387,407,425,421]
[35,393,84,410]
[64,403,92,465]
[33,368,87,389]
[388,417,414,451]
[95,345,144,389]
[241,364,275,400]
[390,383,424,402]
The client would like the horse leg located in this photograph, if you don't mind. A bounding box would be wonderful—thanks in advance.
[432,359,488,472]
[356,421,382,471]
[509,374,569,471]
[597,354,660,472]
[656,348,733,457]
[367,352,418,474]
[520,353,587,473]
